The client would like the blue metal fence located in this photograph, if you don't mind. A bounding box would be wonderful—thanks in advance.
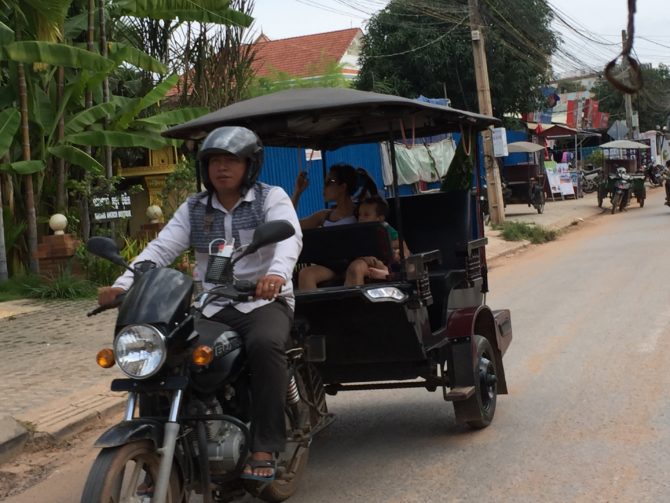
[259,129,531,218]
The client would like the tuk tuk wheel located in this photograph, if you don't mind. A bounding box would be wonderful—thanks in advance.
[638,197,645,208]
[453,335,498,429]
[597,187,604,208]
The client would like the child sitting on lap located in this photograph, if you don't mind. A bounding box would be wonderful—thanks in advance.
[298,196,407,290]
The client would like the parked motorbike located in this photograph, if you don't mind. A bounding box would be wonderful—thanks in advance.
[609,167,631,214]
[580,166,602,194]
[80,221,330,503]
[645,163,665,187]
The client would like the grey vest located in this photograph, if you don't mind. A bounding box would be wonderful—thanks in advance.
[188,184,271,253]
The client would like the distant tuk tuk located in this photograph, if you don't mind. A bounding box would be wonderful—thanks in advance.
[597,139,649,210]
[163,87,514,494]
[502,141,546,214]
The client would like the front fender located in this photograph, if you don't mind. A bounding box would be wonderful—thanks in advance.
[94,419,164,449]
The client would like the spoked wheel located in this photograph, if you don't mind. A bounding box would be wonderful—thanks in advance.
[453,335,498,429]
[611,192,621,214]
[80,440,182,503]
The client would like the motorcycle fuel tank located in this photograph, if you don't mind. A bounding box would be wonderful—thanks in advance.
[116,268,194,330]
[191,321,246,391]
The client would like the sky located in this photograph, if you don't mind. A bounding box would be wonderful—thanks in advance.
[251,0,670,76]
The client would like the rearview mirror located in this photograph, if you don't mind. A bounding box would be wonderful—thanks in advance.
[236,220,295,260]
[87,236,126,267]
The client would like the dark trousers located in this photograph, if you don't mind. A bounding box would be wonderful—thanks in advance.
[210,300,292,453]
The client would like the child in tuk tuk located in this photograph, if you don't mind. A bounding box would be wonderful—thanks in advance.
[298,195,408,290]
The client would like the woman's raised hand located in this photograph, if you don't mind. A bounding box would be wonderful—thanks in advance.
[294,171,309,194]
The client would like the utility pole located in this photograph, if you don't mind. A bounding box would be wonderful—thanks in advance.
[621,29,635,139]
[468,0,505,224]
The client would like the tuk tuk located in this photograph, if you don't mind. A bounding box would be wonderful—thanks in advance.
[597,140,649,210]
[502,141,546,214]
[164,86,513,460]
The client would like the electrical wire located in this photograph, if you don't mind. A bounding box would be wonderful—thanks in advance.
[364,15,469,59]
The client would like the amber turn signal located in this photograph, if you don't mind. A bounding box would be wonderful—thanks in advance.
[96,348,115,368]
[192,345,214,366]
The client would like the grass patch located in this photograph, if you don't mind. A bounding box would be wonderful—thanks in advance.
[0,275,44,302]
[0,271,97,301]
[493,221,558,244]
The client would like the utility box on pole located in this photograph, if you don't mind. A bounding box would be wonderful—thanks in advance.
[468,0,505,224]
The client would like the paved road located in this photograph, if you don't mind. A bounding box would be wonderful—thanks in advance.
[6,189,670,502]
[0,300,118,418]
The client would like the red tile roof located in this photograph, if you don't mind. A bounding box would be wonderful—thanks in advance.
[252,28,362,79]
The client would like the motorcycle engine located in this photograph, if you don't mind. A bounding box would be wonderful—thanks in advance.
[198,397,246,474]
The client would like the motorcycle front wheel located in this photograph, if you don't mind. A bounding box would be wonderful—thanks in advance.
[80,440,182,503]
[611,192,621,214]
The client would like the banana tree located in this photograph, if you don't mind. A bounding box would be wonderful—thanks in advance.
[0,108,20,280]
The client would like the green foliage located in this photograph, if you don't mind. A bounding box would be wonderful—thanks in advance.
[586,150,604,167]
[160,159,197,219]
[493,221,558,244]
[0,269,96,301]
[75,242,123,286]
[356,0,558,118]
[590,64,670,132]
[0,274,43,302]
[0,108,20,155]
[114,0,253,27]
[441,133,475,191]
[21,270,97,299]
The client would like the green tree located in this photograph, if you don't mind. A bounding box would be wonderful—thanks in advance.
[355,0,557,119]
[590,64,670,133]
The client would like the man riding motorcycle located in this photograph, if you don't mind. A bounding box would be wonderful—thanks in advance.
[97,126,303,482]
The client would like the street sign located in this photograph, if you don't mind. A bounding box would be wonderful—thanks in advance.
[607,120,628,140]
[92,192,132,222]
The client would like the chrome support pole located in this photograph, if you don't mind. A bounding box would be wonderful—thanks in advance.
[152,390,184,503]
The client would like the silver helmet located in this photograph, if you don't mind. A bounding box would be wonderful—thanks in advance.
[197,126,264,193]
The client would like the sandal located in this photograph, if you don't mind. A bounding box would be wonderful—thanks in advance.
[240,458,277,482]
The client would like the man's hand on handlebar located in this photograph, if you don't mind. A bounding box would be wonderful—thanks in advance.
[98,286,126,306]
[255,274,285,300]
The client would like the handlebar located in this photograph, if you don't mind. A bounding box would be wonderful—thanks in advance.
[199,280,283,308]
[87,293,126,317]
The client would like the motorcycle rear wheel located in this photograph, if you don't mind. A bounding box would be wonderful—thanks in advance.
[80,440,182,503]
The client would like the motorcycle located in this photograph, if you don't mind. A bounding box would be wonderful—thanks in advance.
[580,166,602,194]
[80,220,330,503]
[609,167,631,214]
[645,163,665,187]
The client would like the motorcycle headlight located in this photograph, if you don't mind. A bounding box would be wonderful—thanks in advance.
[114,324,167,379]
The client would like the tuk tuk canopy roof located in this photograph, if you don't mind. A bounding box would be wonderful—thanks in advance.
[163,87,501,149]
[507,141,545,153]
[599,139,651,149]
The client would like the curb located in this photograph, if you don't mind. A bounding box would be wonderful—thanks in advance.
[0,415,28,465]
[0,383,125,464]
